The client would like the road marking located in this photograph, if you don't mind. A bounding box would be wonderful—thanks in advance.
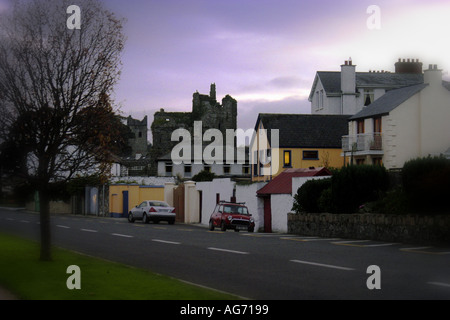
[332,240,371,246]
[81,229,98,233]
[56,225,70,229]
[290,259,355,271]
[153,227,167,230]
[152,239,181,245]
[400,247,450,255]
[207,247,249,255]
[6,218,15,221]
[428,282,450,288]
[111,233,133,238]
[242,233,296,238]
[20,220,30,223]
[364,243,398,247]
[281,237,340,242]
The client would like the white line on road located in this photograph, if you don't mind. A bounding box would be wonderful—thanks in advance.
[56,225,70,229]
[81,229,98,233]
[290,259,355,271]
[332,240,371,244]
[111,233,133,238]
[364,243,398,247]
[428,282,450,288]
[20,220,30,223]
[207,247,249,255]
[152,239,181,245]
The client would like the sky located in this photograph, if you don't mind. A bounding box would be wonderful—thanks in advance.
[1,0,450,142]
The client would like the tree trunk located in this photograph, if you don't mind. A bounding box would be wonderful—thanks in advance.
[39,188,52,261]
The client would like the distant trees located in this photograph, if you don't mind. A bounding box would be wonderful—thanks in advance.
[0,0,125,260]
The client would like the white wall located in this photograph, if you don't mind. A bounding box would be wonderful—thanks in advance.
[195,178,235,225]
[236,182,267,231]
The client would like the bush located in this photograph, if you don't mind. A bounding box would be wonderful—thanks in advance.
[331,165,389,213]
[292,178,331,213]
[192,170,216,182]
[402,156,450,213]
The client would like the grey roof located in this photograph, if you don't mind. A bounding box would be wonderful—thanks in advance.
[310,71,424,99]
[349,83,428,120]
[256,114,350,148]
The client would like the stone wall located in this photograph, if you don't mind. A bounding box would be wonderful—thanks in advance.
[288,212,450,245]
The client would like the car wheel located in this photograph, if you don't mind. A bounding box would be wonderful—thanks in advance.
[128,212,135,223]
[143,213,149,224]
[209,220,215,231]
[220,221,227,232]
[248,227,254,233]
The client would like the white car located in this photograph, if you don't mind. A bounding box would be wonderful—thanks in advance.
[128,200,176,224]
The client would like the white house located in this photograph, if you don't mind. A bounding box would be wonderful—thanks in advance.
[157,146,250,180]
[309,58,424,115]
[342,65,450,169]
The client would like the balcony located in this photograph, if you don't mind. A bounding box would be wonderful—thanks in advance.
[342,133,383,154]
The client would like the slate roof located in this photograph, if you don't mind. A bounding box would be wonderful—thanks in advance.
[349,83,428,120]
[256,114,350,149]
[256,167,331,195]
[309,71,424,100]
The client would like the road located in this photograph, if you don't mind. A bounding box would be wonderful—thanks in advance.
[1,208,449,300]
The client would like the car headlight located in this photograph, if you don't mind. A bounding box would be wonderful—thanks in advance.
[227,215,232,221]
[250,219,254,223]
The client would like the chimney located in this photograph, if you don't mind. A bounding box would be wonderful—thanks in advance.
[395,58,423,74]
[424,64,442,88]
[341,58,357,114]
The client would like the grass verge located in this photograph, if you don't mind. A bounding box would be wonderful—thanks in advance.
[0,233,238,300]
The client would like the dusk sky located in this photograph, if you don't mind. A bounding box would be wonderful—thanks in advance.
[2,0,450,142]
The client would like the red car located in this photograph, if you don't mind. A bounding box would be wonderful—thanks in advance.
[209,201,255,232]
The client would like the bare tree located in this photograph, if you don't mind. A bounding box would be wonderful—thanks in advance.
[0,0,125,261]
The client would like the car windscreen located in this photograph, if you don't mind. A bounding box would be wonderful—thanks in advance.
[224,205,249,215]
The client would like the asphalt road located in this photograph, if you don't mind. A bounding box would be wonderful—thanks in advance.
[1,208,449,300]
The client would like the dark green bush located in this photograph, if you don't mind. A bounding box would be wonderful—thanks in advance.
[331,165,389,213]
[192,170,216,182]
[402,156,450,213]
[292,178,331,213]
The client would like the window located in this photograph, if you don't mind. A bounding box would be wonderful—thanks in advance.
[303,150,319,160]
[320,90,324,109]
[373,157,383,166]
[204,165,211,173]
[364,90,374,106]
[184,164,192,177]
[357,120,365,134]
[165,162,172,175]
[224,165,231,175]
[373,117,382,133]
[283,150,292,167]
[243,165,250,175]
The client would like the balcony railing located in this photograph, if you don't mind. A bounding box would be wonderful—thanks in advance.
[342,133,382,153]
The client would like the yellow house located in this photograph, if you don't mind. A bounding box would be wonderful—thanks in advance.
[109,184,165,218]
[250,114,350,181]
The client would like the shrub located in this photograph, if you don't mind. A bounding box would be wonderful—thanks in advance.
[192,170,216,182]
[402,156,450,213]
[331,165,389,213]
[292,178,331,213]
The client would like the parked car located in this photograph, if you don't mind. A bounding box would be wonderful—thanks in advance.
[209,201,255,232]
[128,200,176,224]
